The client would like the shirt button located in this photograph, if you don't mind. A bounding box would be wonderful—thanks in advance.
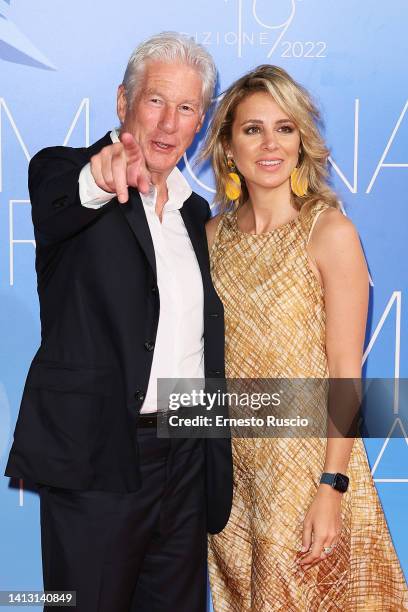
[144,341,155,351]
[134,390,145,401]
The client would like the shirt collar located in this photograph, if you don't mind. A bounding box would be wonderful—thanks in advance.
[110,129,192,211]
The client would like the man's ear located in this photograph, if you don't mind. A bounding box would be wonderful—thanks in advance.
[117,85,128,125]
[196,112,206,134]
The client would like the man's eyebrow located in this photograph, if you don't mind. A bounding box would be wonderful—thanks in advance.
[181,100,201,106]
[143,88,164,97]
[240,118,294,126]
[143,89,200,106]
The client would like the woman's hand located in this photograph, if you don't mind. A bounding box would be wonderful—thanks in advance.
[298,484,343,570]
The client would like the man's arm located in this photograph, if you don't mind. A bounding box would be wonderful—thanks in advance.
[29,146,113,246]
[30,133,151,246]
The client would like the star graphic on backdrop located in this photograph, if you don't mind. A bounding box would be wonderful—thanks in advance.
[0,0,56,69]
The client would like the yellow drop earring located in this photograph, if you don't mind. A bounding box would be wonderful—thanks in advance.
[290,166,308,197]
[225,157,241,201]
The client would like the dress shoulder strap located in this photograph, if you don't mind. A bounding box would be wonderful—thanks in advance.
[306,203,331,246]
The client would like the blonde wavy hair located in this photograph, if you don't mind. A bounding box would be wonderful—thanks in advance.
[200,64,339,216]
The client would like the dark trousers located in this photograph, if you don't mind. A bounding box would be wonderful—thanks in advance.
[39,427,207,611]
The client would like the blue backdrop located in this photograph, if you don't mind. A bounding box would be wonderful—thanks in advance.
[1,1,407,608]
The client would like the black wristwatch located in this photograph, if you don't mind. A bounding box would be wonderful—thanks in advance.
[320,472,349,493]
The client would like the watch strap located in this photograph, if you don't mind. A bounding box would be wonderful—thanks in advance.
[320,471,349,492]
[320,472,336,486]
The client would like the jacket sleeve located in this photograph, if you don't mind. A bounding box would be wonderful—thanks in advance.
[29,146,115,246]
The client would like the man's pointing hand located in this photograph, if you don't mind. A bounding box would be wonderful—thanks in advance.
[90,132,151,203]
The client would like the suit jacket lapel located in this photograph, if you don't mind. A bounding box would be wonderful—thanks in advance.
[119,188,157,279]
[180,196,211,285]
[86,134,157,279]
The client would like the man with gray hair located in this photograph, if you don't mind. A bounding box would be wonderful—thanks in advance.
[5,32,232,611]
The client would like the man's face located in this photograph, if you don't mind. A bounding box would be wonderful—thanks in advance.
[117,60,205,179]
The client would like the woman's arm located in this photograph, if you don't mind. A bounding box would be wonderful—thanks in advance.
[299,207,369,569]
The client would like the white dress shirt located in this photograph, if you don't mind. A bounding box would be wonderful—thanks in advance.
[79,130,204,413]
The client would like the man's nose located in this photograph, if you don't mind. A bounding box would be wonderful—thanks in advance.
[158,105,178,133]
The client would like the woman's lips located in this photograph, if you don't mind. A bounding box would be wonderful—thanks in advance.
[256,159,283,170]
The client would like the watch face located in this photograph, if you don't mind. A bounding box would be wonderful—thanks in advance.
[334,473,349,492]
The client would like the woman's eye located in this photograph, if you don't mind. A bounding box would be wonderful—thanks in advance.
[279,125,294,133]
[245,126,260,134]
[180,105,193,113]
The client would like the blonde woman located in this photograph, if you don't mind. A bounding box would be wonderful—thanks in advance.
[203,65,408,610]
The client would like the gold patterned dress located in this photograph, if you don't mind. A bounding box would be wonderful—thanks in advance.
[208,204,408,611]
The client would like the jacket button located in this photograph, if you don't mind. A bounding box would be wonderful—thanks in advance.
[144,341,155,351]
[209,313,219,318]
[134,390,145,401]
[52,196,67,209]
[209,369,222,375]
[151,285,157,293]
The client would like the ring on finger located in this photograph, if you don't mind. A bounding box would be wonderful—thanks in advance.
[323,546,333,555]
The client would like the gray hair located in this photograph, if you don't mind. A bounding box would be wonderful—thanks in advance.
[122,32,216,113]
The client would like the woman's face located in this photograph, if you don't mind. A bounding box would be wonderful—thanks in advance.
[227,91,301,194]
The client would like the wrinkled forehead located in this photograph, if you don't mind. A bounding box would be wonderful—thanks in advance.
[136,59,204,107]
